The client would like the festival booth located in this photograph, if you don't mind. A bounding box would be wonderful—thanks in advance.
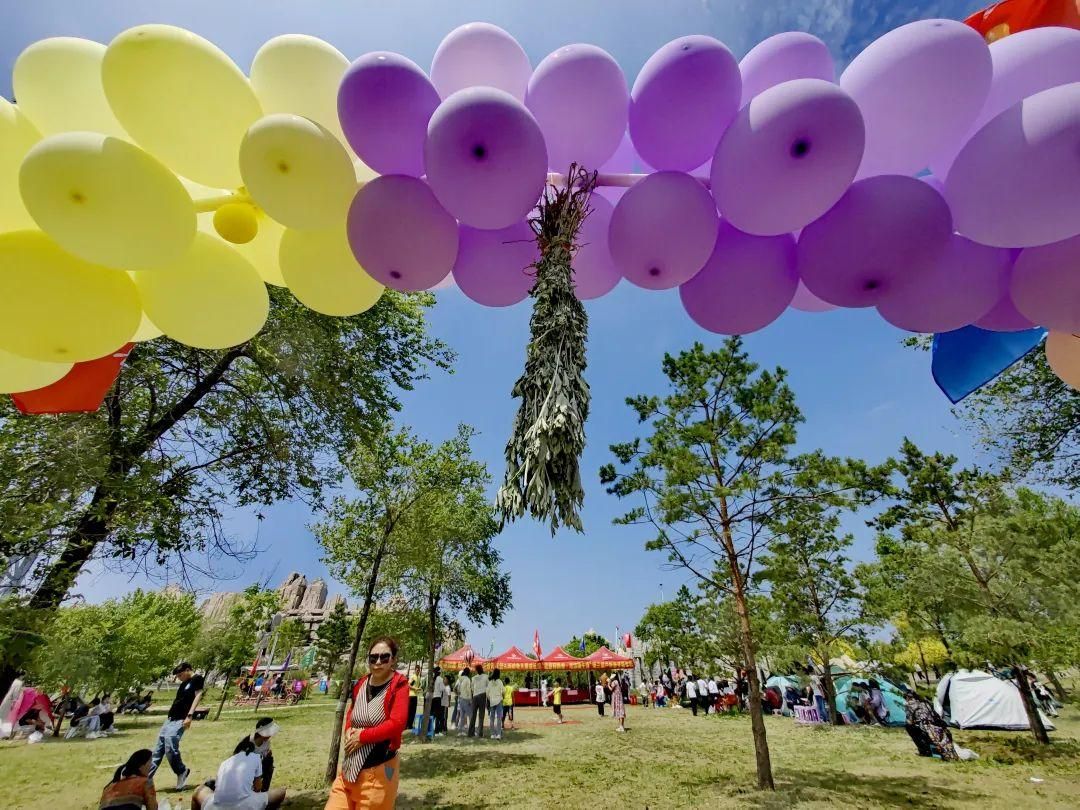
[437,644,487,671]
[583,646,634,671]
[489,645,541,671]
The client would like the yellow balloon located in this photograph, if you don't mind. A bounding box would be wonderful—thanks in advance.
[102,24,262,188]
[19,132,196,270]
[13,38,127,138]
[0,347,72,394]
[132,311,164,343]
[198,204,285,286]
[280,226,384,316]
[239,114,356,229]
[0,231,141,362]
[1045,332,1080,391]
[0,98,41,232]
[214,202,259,244]
[250,35,350,145]
[133,232,269,349]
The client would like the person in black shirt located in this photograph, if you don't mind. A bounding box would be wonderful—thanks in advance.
[149,661,204,790]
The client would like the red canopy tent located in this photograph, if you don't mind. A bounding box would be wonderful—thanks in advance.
[540,646,591,671]
[583,646,634,671]
[488,645,541,671]
[437,644,487,669]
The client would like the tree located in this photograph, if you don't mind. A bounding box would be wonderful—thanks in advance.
[602,339,876,790]
[315,601,354,691]
[0,288,450,694]
[566,632,611,658]
[275,618,310,665]
[315,423,490,784]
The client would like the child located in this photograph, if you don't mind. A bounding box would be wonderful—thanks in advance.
[594,680,605,716]
[552,679,565,724]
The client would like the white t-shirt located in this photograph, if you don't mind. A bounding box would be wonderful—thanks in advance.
[696,678,708,696]
[708,680,719,695]
[213,751,263,805]
[595,683,605,703]
[685,680,697,699]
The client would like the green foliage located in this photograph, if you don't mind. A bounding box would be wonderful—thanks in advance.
[363,607,429,664]
[191,586,281,678]
[314,601,354,675]
[565,632,611,658]
[275,617,310,663]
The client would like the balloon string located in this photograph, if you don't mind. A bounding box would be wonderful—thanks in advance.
[545,172,711,190]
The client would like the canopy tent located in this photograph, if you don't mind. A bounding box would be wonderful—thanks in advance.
[541,646,592,671]
[488,646,542,671]
[765,674,804,693]
[935,670,1055,731]
[437,644,487,670]
[832,673,907,726]
[583,646,634,670]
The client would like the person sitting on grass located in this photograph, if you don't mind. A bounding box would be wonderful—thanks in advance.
[552,678,565,724]
[100,748,157,810]
[191,737,286,810]
[240,718,279,791]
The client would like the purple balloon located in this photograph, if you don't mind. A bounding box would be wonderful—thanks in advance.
[574,193,620,300]
[680,223,797,335]
[877,235,1011,333]
[453,220,538,307]
[797,175,952,307]
[338,52,440,177]
[347,175,458,291]
[946,82,1080,248]
[840,19,991,178]
[977,270,1036,332]
[712,79,864,236]
[1011,234,1080,331]
[430,23,532,102]
[739,32,835,107]
[629,36,741,171]
[600,132,640,174]
[790,280,836,312]
[933,26,1080,177]
[527,44,628,171]
[608,171,718,290]
[425,87,548,230]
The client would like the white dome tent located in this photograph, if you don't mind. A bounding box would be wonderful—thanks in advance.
[935,670,1055,731]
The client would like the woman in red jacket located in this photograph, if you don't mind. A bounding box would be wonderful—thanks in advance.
[325,637,409,810]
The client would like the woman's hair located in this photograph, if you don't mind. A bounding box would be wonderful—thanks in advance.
[367,636,399,657]
[234,736,258,756]
[110,749,152,785]
[461,667,471,677]
[491,668,501,680]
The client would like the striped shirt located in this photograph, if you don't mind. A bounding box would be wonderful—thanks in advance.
[343,679,392,780]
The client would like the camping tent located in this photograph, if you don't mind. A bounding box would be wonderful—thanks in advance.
[583,646,634,670]
[489,646,541,671]
[833,674,907,725]
[765,674,804,693]
[935,670,1055,731]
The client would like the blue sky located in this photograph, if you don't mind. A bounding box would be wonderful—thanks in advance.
[2,0,990,655]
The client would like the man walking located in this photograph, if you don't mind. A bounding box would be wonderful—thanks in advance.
[150,662,204,789]
[469,664,489,738]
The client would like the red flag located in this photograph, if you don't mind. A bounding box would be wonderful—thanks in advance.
[532,629,542,659]
[249,655,261,676]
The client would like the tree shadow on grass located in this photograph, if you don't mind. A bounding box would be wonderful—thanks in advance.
[735,767,982,809]
[403,745,542,780]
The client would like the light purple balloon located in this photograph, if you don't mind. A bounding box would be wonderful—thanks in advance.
[840,19,991,178]
[425,87,548,230]
[600,132,639,174]
[609,171,719,290]
[429,23,532,102]
[739,32,835,107]
[629,35,741,171]
[790,280,836,312]
[946,81,1080,248]
[797,175,952,307]
[347,175,459,291]
[680,223,797,335]
[976,288,1036,332]
[712,79,864,236]
[453,220,538,307]
[574,193,620,300]
[1011,234,1080,331]
[338,52,440,177]
[527,44,628,171]
[877,235,1011,333]
[932,26,1080,177]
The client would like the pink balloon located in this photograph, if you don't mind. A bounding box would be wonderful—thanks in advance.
[629,36,741,171]
[739,32,835,107]
[945,82,1080,248]
[453,221,538,307]
[1011,234,1080,331]
[712,79,864,236]
[347,175,458,292]
[430,23,531,102]
[790,280,836,312]
[574,193,620,300]
[338,52,440,177]
[877,236,1011,333]
[425,87,548,230]
[797,175,952,307]
[840,19,991,178]
[608,171,719,290]
[527,44,628,171]
[680,223,797,335]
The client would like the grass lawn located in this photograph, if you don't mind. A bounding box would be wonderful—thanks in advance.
[3,697,1080,809]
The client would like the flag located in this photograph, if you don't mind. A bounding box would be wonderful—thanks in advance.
[533,629,542,659]
[282,651,292,671]
[931,326,1044,403]
[249,655,260,676]
[578,636,586,653]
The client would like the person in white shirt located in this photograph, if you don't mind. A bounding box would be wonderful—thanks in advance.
[707,678,719,714]
[594,680,606,716]
[469,664,490,738]
[191,737,285,810]
[455,668,473,736]
[695,677,708,715]
[685,676,699,715]
[432,668,447,736]
[486,668,505,740]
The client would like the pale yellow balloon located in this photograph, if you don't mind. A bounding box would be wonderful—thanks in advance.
[0,230,141,362]
[13,38,127,137]
[103,24,262,187]
[198,205,285,287]
[1045,332,1080,391]
[214,202,259,244]
[133,232,269,349]
[131,310,164,342]
[250,35,349,145]
[0,347,73,394]
[0,98,41,231]
[279,226,384,316]
[354,159,377,185]
[20,132,195,269]
[239,114,356,229]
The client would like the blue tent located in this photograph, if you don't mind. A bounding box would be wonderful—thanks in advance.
[833,674,907,726]
[765,674,804,693]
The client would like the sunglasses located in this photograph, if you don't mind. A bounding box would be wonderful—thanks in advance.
[368,652,393,664]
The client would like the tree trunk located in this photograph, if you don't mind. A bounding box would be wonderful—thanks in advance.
[1013,663,1051,745]
[819,655,842,726]
[417,589,440,743]
[214,676,231,721]
[324,535,388,786]
[1046,671,1068,703]
[728,557,774,790]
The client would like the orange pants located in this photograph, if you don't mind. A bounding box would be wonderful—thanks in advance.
[324,755,400,810]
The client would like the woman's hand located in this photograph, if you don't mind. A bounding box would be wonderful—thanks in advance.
[343,727,361,755]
